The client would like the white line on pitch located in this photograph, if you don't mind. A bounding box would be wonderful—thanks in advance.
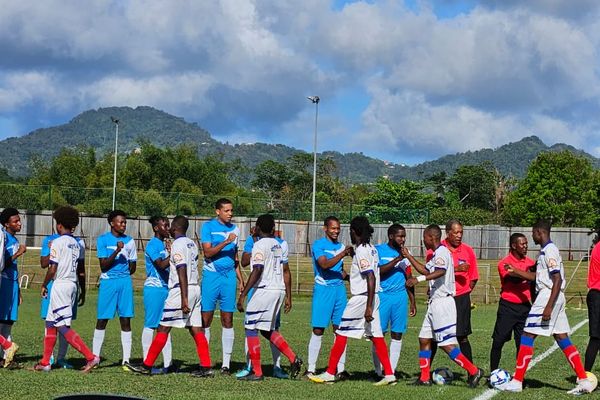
[471,318,589,400]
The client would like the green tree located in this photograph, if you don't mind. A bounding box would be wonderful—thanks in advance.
[447,163,496,211]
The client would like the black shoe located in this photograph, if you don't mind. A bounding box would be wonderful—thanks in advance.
[237,373,264,381]
[468,368,484,388]
[336,370,351,381]
[411,378,432,386]
[289,356,303,379]
[124,362,151,375]
[191,366,214,378]
[221,366,231,375]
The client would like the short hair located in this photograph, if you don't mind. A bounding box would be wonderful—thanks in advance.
[350,216,373,244]
[107,209,127,224]
[533,219,552,233]
[256,214,275,234]
[0,208,19,225]
[445,219,462,232]
[324,216,340,227]
[424,224,442,239]
[387,223,405,236]
[215,198,233,210]
[171,215,189,233]
[149,216,167,228]
[53,206,79,230]
[509,232,526,246]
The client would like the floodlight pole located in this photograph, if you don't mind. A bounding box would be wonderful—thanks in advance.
[307,96,320,222]
[111,117,119,210]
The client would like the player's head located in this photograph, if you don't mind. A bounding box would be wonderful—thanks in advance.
[215,198,233,224]
[423,224,442,250]
[509,233,528,259]
[387,223,406,249]
[149,216,170,239]
[323,216,341,241]
[445,219,463,248]
[0,208,21,233]
[170,215,189,237]
[107,209,127,235]
[53,206,79,233]
[255,214,275,237]
[350,216,373,245]
[532,219,551,245]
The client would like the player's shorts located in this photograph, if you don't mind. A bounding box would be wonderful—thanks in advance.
[245,289,285,331]
[143,285,169,329]
[419,295,458,346]
[97,276,134,319]
[491,298,531,343]
[311,284,347,329]
[249,287,281,329]
[45,280,77,327]
[161,285,202,328]
[454,292,472,336]
[0,278,19,322]
[524,290,570,336]
[41,280,79,321]
[587,290,600,339]
[336,294,383,339]
[379,290,408,334]
[201,269,237,313]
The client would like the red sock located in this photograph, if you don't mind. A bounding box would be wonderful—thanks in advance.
[247,334,262,376]
[269,331,296,362]
[449,347,478,375]
[561,342,587,380]
[62,328,95,361]
[0,335,12,350]
[513,342,534,382]
[418,350,432,381]
[326,334,348,375]
[372,337,393,376]
[41,327,57,366]
[193,332,212,368]
[144,332,168,367]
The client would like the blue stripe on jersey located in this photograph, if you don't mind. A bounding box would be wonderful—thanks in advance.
[144,237,169,288]
[311,237,344,286]
[1,232,20,281]
[200,218,238,272]
[41,234,60,257]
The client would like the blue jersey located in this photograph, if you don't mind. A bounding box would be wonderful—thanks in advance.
[376,243,410,293]
[201,218,239,273]
[311,237,345,286]
[41,234,60,257]
[1,232,19,281]
[244,236,288,264]
[144,237,169,288]
[96,232,137,279]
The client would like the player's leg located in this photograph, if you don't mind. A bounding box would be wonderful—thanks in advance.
[332,285,348,377]
[37,323,58,371]
[307,284,332,374]
[201,269,219,344]
[0,332,17,368]
[371,291,392,377]
[219,271,237,374]
[189,285,212,377]
[388,291,408,373]
[94,278,118,358]
[585,289,600,371]
[117,277,135,365]
[415,338,433,384]
[142,286,171,370]
[271,312,288,379]
[0,280,19,364]
[455,293,473,361]
[137,325,173,371]
[490,299,513,371]
[367,296,397,386]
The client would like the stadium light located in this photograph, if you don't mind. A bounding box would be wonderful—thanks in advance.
[306,96,320,222]
[110,117,120,210]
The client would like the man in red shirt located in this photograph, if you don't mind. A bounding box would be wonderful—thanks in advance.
[490,233,534,372]
[584,236,600,371]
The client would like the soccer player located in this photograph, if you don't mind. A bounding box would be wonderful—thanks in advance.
[33,206,99,372]
[236,214,302,381]
[306,216,352,378]
[403,224,484,387]
[40,230,86,369]
[126,215,213,377]
[372,223,416,377]
[496,220,594,394]
[0,208,21,367]
[489,233,534,372]
[309,216,396,386]
[200,198,243,374]
[585,235,600,371]
[93,210,137,367]
[141,216,173,373]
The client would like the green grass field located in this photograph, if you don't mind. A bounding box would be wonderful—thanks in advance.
[0,289,594,400]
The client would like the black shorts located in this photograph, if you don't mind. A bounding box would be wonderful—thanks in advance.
[455,293,472,337]
[492,298,531,343]
[587,290,600,338]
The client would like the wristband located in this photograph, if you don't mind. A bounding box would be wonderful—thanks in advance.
[416,275,426,283]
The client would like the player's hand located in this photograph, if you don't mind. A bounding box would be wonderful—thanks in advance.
[165,240,172,253]
[181,301,190,314]
[504,264,515,273]
[226,233,237,244]
[17,244,27,256]
[237,297,245,313]
[542,305,552,321]
[344,245,354,257]
[18,291,23,305]
[409,302,417,317]
[116,241,124,250]
[78,291,86,307]
[406,277,418,287]
[456,262,470,272]
[400,246,410,258]
[284,296,292,313]
[364,305,374,322]
[41,286,48,299]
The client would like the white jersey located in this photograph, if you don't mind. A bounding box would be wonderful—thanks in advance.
[169,236,199,289]
[251,237,286,291]
[427,245,455,299]
[535,241,565,292]
[49,235,81,282]
[0,228,5,273]
[349,244,380,296]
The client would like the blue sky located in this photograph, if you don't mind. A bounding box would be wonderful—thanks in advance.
[1,0,600,165]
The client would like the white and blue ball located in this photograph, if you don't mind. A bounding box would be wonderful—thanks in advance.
[489,369,511,387]
[432,367,454,385]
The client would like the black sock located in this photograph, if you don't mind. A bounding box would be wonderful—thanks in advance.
[490,340,504,372]
[584,337,600,371]
[459,338,473,362]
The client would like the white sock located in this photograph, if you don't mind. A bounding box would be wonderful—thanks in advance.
[270,341,281,368]
[337,345,346,373]
[92,329,105,357]
[57,332,69,360]
[121,330,132,363]
[162,334,172,369]
[245,337,251,367]
[141,327,154,359]
[222,327,234,369]
[372,343,382,376]
[390,339,402,371]
[308,333,322,372]
[204,327,211,344]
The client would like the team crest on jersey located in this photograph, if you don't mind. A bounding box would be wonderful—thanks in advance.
[434,257,446,267]
[253,252,265,263]
[50,248,57,258]
[359,258,370,271]
[547,258,558,267]
[173,253,183,264]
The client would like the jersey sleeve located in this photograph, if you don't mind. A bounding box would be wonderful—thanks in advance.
[497,258,509,279]
[251,241,266,269]
[281,240,289,264]
[200,222,212,244]
[243,236,254,254]
[41,236,52,257]
[433,250,449,270]
[126,239,137,262]
[77,238,86,261]
[171,241,187,269]
[96,235,109,259]
[356,246,375,275]
[312,240,326,260]
[0,230,5,272]
[467,246,479,280]
[49,238,62,265]
[146,240,165,263]
[544,246,561,274]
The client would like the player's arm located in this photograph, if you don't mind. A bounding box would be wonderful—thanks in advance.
[99,240,124,272]
[154,257,170,270]
[177,264,190,314]
[11,244,26,260]
[316,245,353,270]
[201,233,237,258]
[468,250,479,290]
[283,262,292,313]
[237,266,263,312]
[41,263,57,299]
[379,255,403,276]
[241,252,251,267]
[543,272,562,321]
[77,259,86,306]
[504,264,536,281]
[364,271,375,322]
[400,247,429,276]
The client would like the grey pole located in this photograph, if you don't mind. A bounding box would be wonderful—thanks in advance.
[111,117,120,210]
[306,96,320,222]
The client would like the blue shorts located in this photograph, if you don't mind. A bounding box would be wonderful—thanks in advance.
[379,290,408,334]
[311,284,347,329]
[0,278,19,322]
[41,280,78,321]
[143,286,169,328]
[97,276,134,319]
[201,269,237,313]
[248,287,281,329]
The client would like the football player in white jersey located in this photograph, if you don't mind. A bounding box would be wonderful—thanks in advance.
[33,206,99,372]
[309,216,396,386]
[402,224,483,387]
[496,220,594,394]
[236,214,303,381]
[127,216,213,377]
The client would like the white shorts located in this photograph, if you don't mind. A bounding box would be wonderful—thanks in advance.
[336,294,383,339]
[419,295,458,346]
[46,280,77,327]
[160,285,202,328]
[524,290,570,336]
[245,289,285,331]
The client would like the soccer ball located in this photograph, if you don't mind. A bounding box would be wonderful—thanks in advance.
[432,367,454,385]
[489,369,511,387]
[586,371,598,391]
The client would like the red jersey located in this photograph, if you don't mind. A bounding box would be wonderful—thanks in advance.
[588,244,600,290]
[498,252,535,304]
[441,240,479,296]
